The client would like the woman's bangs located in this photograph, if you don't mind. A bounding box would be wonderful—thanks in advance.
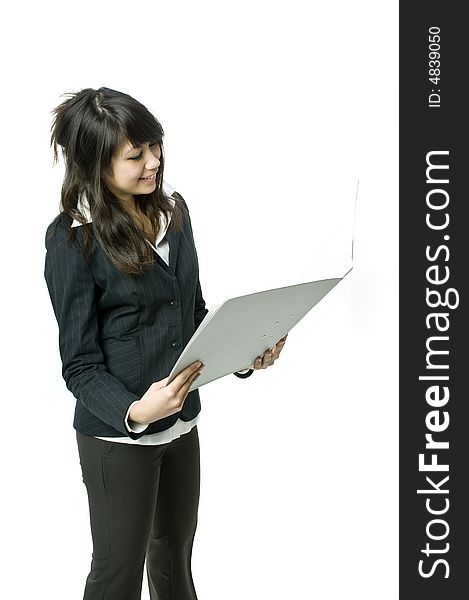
[123,111,164,148]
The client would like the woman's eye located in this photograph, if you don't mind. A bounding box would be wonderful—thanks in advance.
[129,143,158,160]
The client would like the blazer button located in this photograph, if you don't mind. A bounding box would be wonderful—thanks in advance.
[169,300,178,308]
[171,341,180,349]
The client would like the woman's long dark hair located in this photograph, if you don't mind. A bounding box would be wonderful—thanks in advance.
[49,87,187,276]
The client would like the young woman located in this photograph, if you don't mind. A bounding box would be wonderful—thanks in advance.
[44,86,287,600]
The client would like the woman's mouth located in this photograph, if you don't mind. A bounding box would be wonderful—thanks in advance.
[139,173,157,182]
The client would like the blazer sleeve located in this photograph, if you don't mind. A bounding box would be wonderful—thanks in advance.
[44,217,142,438]
[233,369,254,378]
[194,278,208,331]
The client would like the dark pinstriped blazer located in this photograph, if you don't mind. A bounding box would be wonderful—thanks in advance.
[44,192,238,440]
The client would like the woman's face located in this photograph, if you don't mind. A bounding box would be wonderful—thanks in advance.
[104,139,161,204]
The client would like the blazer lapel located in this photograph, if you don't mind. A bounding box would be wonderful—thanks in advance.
[149,228,180,276]
[166,229,180,274]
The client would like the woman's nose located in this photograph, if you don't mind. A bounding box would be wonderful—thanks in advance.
[145,149,160,169]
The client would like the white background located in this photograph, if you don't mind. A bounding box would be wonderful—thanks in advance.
[1,1,398,598]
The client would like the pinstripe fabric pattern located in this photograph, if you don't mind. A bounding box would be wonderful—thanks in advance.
[44,192,208,440]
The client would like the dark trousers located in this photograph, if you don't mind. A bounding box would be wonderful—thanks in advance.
[76,425,200,600]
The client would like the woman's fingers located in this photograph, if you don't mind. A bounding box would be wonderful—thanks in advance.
[163,362,203,412]
[253,352,272,369]
[167,361,204,393]
[274,335,287,352]
[179,367,203,398]
[272,335,288,357]
[253,335,288,369]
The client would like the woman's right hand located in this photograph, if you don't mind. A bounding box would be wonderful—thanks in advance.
[129,361,204,424]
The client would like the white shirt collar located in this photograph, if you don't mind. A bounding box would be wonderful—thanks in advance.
[71,179,176,230]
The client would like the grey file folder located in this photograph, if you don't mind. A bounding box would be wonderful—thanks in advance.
[167,271,350,392]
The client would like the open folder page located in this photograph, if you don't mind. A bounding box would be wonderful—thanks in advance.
[166,269,351,392]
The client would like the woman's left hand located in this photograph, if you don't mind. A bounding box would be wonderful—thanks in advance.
[251,334,288,370]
